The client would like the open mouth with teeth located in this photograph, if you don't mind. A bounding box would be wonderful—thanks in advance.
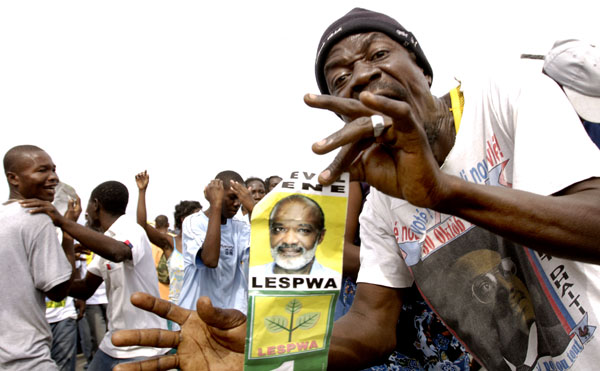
[277,245,304,257]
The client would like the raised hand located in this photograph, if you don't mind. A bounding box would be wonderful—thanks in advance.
[230,180,254,212]
[64,195,82,222]
[307,91,449,209]
[204,179,225,207]
[112,292,245,371]
[135,170,150,191]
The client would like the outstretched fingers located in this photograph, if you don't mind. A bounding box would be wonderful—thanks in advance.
[130,292,192,325]
[317,139,371,186]
[113,354,180,371]
[312,116,381,185]
[304,93,377,120]
[196,297,246,330]
[112,329,180,349]
[359,92,416,134]
[312,116,380,155]
[196,297,247,353]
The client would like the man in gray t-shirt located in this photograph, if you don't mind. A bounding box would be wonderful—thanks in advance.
[0,145,74,370]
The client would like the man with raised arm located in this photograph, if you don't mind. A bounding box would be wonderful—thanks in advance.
[178,171,255,313]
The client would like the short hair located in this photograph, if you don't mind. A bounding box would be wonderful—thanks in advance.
[265,175,282,184]
[3,144,45,174]
[90,180,129,216]
[215,170,244,190]
[269,194,325,231]
[174,200,202,230]
[245,177,266,189]
[155,214,169,229]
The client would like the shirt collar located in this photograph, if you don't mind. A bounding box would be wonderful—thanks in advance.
[104,214,127,239]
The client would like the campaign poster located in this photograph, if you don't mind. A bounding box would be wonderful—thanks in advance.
[244,171,348,371]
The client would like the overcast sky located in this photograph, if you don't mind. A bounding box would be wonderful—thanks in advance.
[1,0,597,225]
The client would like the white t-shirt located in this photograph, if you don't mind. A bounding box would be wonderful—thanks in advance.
[358,70,600,370]
[80,253,108,305]
[45,296,77,323]
[45,229,77,324]
[88,215,168,359]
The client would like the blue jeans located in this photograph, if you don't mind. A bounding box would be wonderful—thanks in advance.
[77,316,94,368]
[85,304,107,353]
[87,349,148,371]
[50,317,78,371]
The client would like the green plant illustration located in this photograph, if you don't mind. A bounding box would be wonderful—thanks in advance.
[264,298,321,342]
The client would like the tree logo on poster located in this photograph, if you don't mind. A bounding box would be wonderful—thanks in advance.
[264,299,320,342]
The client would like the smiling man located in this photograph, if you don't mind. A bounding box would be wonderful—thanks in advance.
[1,145,75,370]
[256,194,335,275]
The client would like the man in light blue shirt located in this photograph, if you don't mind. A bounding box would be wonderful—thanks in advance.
[178,171,253,313]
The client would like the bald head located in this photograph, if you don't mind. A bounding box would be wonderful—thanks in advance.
[4,145,59,201]
[269,194,325,231]
[4,145,46,174]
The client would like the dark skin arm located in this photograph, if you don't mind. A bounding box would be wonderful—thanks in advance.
[135,170,174,259]
[306,92,600,264]
[342,181,363,281]
[69,270,103,301]
[200,180,225,268]
[75,299,86,320]
[45,197,80,302]
[328,283,403,369]
[20,199,133,262]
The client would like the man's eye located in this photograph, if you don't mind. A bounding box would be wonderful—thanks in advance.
[333,74,349,88]
[370,50,388,61]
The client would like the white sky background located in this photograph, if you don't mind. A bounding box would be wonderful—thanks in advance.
[1,0,597,226]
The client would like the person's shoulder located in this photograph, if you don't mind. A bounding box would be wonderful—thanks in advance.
[313,259,338,276]
[250,262,273,275]
[184,211,207,226]
[461,63,560,100]
[1,201,54,227]
[364,187,406,211]
[182,211,209,234]
[108,215,144,239]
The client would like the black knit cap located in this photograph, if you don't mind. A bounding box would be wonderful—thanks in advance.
[315,7,433,95]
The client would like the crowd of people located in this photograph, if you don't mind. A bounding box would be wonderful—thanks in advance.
[3,6,600,371]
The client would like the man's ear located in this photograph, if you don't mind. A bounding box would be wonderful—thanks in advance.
[425,74,433,86]
[318,229,326,244]
[90,198,100,212]
[6,172,19,187]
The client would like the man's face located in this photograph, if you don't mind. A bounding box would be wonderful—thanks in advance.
[85,199,101,231]
[247,180,266,202]
[11,150,59,201]
[269,200,324,271]
[324,32,434,123]
[221,188,241,219]
[268,177,282,192]
[459,252,535,342]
